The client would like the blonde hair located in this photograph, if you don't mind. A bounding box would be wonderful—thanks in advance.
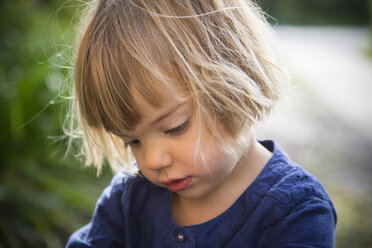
[67,0,286,174]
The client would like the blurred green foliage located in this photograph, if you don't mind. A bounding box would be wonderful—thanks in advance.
[258,0,370,25]
[368,0,372,57]
[0,0,371,247]
[0,0,112,247]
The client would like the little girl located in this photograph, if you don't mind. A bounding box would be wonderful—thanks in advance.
[66,0,337,247]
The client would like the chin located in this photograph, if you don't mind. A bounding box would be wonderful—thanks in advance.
[174,186,209,200]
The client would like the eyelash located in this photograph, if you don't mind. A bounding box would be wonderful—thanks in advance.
[165,120,190,135]
[126,139,140,147]
[126,120,190,147]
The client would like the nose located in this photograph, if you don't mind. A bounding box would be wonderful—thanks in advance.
[144,144,172,170]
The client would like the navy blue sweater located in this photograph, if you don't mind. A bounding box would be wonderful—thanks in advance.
[66,140,337,247]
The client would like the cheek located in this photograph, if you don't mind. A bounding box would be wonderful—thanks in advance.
[205,151,235,175]
[196,136,237,176]
[130,149,150,176]
[135,161,162,186]
[199,122,242,174]
[130,148,141,164]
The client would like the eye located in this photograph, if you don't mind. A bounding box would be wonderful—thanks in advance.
[165,120,190,136]
[126,139,141,147]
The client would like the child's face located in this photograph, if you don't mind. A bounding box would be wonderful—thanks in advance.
[119,94,240,201]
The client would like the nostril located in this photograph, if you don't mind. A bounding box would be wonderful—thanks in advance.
[163,153,173,166]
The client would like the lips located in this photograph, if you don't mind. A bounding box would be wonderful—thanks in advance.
[161,177,192,192]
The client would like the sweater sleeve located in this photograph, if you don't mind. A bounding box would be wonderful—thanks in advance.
[65,173,128,248]
[263,186,337,248]
[265,170,337,248]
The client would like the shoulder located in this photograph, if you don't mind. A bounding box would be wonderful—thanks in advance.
[97,171,144,205]
[263,141,335,216]
[255,140,335,210]
[97,170,159,214]
[254,140,337,247]
[105,170,148,196]
[66,171,156,248]
[263,172,337,247]
[267,162,334,212]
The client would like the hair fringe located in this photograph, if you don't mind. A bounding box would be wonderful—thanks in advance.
[64,0,288,175]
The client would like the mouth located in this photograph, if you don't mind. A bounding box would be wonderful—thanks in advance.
[161,177,192,192]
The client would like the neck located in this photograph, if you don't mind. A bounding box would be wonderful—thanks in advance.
[172,132,272,226]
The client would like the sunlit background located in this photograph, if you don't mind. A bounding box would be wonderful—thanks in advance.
[1,0,371,247]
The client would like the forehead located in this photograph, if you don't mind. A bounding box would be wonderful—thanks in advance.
[104,72,191,136]
[131,79,191,120]
[112,86,192,138]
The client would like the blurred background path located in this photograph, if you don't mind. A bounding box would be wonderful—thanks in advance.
[258,26,372,193]
[257,26,372,246]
